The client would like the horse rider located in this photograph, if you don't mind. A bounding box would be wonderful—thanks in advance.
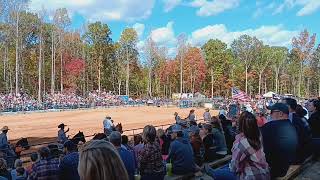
[174,112,182,124]
[203,108,212,122]
[0,126,16,168]
[187,109,196,122]
[0,126,10,151]
[103,116,114,136]
[58,123,69,144]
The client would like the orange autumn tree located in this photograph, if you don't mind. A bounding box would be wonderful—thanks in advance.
[183,47,207,94]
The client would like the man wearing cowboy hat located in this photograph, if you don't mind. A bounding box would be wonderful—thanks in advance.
[203,108,211,122]
[0,126,10,150]
[58,123,69,144]
[103,116,114,136]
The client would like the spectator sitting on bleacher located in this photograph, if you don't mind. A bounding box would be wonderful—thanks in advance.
[202,123,216,162]
[11,159,27,180]
[28,147,60,180]
[138,125,165,180]
[261,103,298,178]
[78,140,129,180]
[189,125,203,166]
[0,158,11,180]
[110,132,136,180]
[210,116,228,158]
[167,124,197,175]
[205,111,270,180]
[59,140,79,180]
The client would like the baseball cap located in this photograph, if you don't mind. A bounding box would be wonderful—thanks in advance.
[268,103,289,115]
[172,124,182,133]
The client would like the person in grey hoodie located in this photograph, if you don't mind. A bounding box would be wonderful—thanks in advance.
[167,124,197,175]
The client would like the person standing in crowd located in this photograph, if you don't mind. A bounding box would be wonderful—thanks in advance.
[202,124,216,162]
[219,114,235,154]
[78,140,129,180]
[156,129,170,157]
[307,99,320,137]
[204,111,270,180]
[109,132,136,180]
[103,116,114,136]
[167,124,197,175]
[133,135,144,163]
[187,109,196,122]
[0,158,11,180]
[203,108,211,122]
[174,112,182,124]
[59,141,80,180]
[28,147,60,180]
[283,98,312,163]
[261,103,298,178]
[210,117,228,158]
[138,125,165,180]
[57,124,69,144]
[307,99,320,155]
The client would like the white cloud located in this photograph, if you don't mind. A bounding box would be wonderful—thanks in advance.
[29,0,155,22]
[190,0,240,16]
[272,0,320,16]
[133,23,145,37]
[189,24,298,47]
[163,0,182,12]
[150,21,176,45]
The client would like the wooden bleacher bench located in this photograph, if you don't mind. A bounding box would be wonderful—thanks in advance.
[164,155,231,180]
[276,155,313,180]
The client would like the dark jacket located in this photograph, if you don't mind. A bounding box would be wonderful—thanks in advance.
[0,169,11,180]
[212,128,228,154]
[308,111,320,138]
[291,113,312,163]
[167,138,196,175]
[59,152,80,180]
[203,133,216,162]
[261,120,298,178]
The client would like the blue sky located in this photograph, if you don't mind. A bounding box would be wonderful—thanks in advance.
[29,0,320,56]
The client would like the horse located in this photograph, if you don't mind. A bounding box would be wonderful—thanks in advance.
[114,123,123,134]
[92,133,107,140]
[71,131,86,145]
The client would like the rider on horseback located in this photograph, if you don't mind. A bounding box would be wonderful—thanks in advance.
[58,123,69,144]
[103,116,114,136]
[0,126,10,151]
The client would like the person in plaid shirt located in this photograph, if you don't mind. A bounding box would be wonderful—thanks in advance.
[205,111,270,180]
[28,147,60,180]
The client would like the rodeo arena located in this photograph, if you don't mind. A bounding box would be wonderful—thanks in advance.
[0,88,319,180]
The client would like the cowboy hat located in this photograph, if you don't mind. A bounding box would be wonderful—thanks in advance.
[0,126,9,131]
[58,123,67,128]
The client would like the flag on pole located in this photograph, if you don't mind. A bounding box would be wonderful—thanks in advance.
[232,87,251,102]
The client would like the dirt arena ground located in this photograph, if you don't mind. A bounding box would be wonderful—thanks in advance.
[1,106,218,145]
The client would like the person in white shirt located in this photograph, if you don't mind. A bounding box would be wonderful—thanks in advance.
[103,116,114,136]
[203,108,211,122]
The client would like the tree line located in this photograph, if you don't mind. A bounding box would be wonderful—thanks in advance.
[0,0,319,102]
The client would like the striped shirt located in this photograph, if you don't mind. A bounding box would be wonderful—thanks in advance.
[28,158,60,180]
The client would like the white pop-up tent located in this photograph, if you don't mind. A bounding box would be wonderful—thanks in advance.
[263,91,275,98]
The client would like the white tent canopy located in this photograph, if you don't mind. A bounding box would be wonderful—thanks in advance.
[263,91,276,98]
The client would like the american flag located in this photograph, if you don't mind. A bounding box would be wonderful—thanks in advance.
[232,87,251,102]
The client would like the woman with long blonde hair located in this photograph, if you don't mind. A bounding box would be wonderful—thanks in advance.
[78,140,129,180]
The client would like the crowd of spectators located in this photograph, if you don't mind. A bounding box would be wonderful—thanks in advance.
[0,97,319,180]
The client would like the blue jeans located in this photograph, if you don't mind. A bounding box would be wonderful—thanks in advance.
[206,164,237,180]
